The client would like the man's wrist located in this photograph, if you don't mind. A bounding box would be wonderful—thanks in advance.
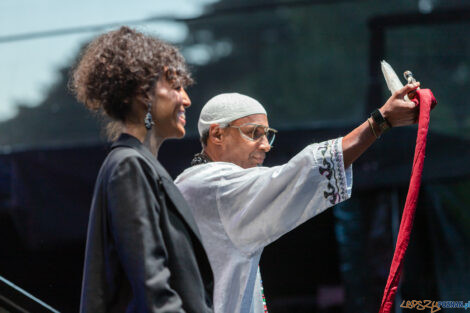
[367,117,383,139]
[379,107,390,122]
[371,108,392,132]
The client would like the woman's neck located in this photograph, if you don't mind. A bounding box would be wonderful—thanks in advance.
[122,123,163,157]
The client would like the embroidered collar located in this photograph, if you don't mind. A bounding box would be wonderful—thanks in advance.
[191,151,212,166]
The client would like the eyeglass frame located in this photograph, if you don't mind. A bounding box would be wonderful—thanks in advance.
[224,122,278,146]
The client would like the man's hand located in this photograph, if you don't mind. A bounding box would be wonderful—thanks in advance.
[342,81,422,168]
[379,82,420,127]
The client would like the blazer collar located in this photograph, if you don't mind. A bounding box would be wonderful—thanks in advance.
[111,133,203,241]
[110,134,171,179]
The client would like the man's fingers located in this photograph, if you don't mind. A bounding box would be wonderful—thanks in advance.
[411,102,419,123]
[397,82,420,96]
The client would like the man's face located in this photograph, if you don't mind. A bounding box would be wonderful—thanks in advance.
[220,114,272,169]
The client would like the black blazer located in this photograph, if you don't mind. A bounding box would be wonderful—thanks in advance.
[80,134,214,313]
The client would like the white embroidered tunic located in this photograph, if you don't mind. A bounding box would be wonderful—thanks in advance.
[175,138,353,313]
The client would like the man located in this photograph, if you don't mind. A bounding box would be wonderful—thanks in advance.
[175,83,420,313]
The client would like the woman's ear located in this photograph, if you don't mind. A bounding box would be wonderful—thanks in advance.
[130,94,148,116]
[124,95,147,125]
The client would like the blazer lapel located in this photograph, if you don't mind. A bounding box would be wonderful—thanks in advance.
[159,175,203,238]
[111,134,204,242]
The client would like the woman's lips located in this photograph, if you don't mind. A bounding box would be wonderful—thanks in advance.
[177,111,186,125]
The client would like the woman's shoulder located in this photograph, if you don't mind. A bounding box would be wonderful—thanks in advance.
[101,146,155,180]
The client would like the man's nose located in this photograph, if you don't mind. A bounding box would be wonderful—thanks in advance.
[258,135,271,152]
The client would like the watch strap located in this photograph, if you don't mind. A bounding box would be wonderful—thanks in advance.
[370,109,391,132]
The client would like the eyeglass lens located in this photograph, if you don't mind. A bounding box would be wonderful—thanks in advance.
[249,125,275,145]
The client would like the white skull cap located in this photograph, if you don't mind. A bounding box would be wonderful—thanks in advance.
[198,93,267,136]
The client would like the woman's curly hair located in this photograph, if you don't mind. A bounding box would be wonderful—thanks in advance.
[70,26,193,123]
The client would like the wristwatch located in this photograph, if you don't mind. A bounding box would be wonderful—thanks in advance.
[370,109,392,132]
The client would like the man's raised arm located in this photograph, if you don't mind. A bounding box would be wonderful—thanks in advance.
[342,82,420,168]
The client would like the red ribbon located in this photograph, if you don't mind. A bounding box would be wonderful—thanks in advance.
[378,89,437,313]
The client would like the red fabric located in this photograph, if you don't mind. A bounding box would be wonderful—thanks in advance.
[378,89,437,313]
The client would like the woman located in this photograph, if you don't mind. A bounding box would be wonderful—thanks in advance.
[70,26,213,313]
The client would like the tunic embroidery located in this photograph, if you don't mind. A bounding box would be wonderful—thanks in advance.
[259,267,268,313]
[318,139,347,204]
[191,152,212,166]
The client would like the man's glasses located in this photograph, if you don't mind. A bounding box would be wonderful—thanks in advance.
[227,123,278,146]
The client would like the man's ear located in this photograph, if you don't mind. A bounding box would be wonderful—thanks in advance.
[208,124,224,146]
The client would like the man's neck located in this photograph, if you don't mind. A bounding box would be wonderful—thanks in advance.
[203,145,220,162]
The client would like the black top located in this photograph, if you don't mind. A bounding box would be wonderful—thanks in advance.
[80,134,214,313]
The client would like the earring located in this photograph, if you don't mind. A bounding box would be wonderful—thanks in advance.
[144,102,155,130]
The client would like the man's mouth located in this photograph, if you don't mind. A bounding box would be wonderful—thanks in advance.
[252,156,265,164]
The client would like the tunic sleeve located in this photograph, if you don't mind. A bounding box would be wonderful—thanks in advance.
[107,156,186,313]
[217,137,352,255]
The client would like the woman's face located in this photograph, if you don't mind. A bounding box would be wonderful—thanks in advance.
[152,77,191,139]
